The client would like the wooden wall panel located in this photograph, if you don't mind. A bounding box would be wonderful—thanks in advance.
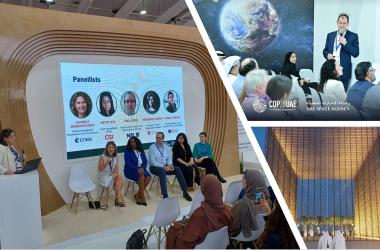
[0,4,239,215]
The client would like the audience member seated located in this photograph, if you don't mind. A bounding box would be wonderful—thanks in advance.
[267,76,296,120]
[172,133,200,190]
[192,132,226,183]
[149,132,192,201]
[255,200,299,249]
[346,61,380,119]
[266,75,293,102]
[166,174,232,249]
[0,128,25,175]
[239,69,271,119]
[318,59,346,102]
[229,170,269,241]
[98,141,125,207]
[216,50,226,62]
[222,55,241,84]
[233,57,259,98]
[124,136,151,206]
[281,51,318,93]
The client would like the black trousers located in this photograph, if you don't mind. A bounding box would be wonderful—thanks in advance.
[177,164,200,187]
[196,158,219,175]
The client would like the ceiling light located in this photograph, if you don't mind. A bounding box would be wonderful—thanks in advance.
[40,0,55,5]
[139,0,147,15]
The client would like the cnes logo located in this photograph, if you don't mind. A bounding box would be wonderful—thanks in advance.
[75,137,92,143]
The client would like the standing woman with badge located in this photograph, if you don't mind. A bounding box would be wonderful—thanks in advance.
[98,141,125,207]
[0,128,25,175]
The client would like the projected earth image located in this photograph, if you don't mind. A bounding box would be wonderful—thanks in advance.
[220,0,280,52]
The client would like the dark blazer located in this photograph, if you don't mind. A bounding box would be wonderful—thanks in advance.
[124,149,149,181]
[323,30,359,85]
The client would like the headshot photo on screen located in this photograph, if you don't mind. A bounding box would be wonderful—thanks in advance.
[97,91,116,117]
[164,90,179,113]
[143,91,160,114]
[70,91,92,118]
[121,91,140,116]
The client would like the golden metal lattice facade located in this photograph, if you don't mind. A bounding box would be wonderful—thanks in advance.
[266,127,380,240]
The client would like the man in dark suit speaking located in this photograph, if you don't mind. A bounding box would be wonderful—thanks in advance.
[323,13,359,91]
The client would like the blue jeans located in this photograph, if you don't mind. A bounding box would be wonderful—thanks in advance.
[150,165,188,197]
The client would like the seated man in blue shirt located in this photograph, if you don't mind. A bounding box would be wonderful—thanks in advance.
[346,61,380,120]
[149,132,192,201]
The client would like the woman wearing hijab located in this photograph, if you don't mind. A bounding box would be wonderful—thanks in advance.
[166,174,232,249]
[229,170,270,238]
[256,201,299,249]
[281,51,317,94]
[281,52,302,82]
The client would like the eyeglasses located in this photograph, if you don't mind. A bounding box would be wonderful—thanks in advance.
[368,68,376,73]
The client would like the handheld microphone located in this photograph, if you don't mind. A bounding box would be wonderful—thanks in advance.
[340,33,343,37]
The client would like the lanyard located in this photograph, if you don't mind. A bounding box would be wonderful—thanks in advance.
[9,146,21,163]
[155,143,164,157]
[108,157,115,172]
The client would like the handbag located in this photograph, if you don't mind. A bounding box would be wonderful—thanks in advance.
[88,201,106,210]
[126,229,147,249]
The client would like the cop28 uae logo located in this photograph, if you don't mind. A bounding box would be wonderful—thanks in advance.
[252,99,267,113]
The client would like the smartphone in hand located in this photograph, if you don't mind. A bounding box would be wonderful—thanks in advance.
[254,187,263,205]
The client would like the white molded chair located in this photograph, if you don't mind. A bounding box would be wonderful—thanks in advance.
[142,196,180,249]
[310,87,322,106]
[180,191,204,217]
[299,68,316,82]
[149,175,174,196]
[224,180,243,205]
[68,164,96,214]
[123,177,150,201]
[231,214,266,247]
[195,226,229,249]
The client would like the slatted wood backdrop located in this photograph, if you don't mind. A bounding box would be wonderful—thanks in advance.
[0,3,239,215]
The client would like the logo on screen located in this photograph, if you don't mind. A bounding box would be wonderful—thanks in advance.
[252,99,267,113]
[168,129,179,134]
[127,132,140,138]
[74,137,92,143]
[105,134,113,141]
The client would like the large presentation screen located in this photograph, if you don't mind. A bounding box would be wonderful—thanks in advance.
[60,62,185,159]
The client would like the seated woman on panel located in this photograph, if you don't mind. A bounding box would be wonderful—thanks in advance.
[172,133,200,190]
[124,136,151,206]
[192,132,226,183]
[98,141,125,207]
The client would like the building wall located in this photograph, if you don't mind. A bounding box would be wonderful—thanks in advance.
[354,137,380,239]
[266,128,297,219]
[267,127,380,240]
